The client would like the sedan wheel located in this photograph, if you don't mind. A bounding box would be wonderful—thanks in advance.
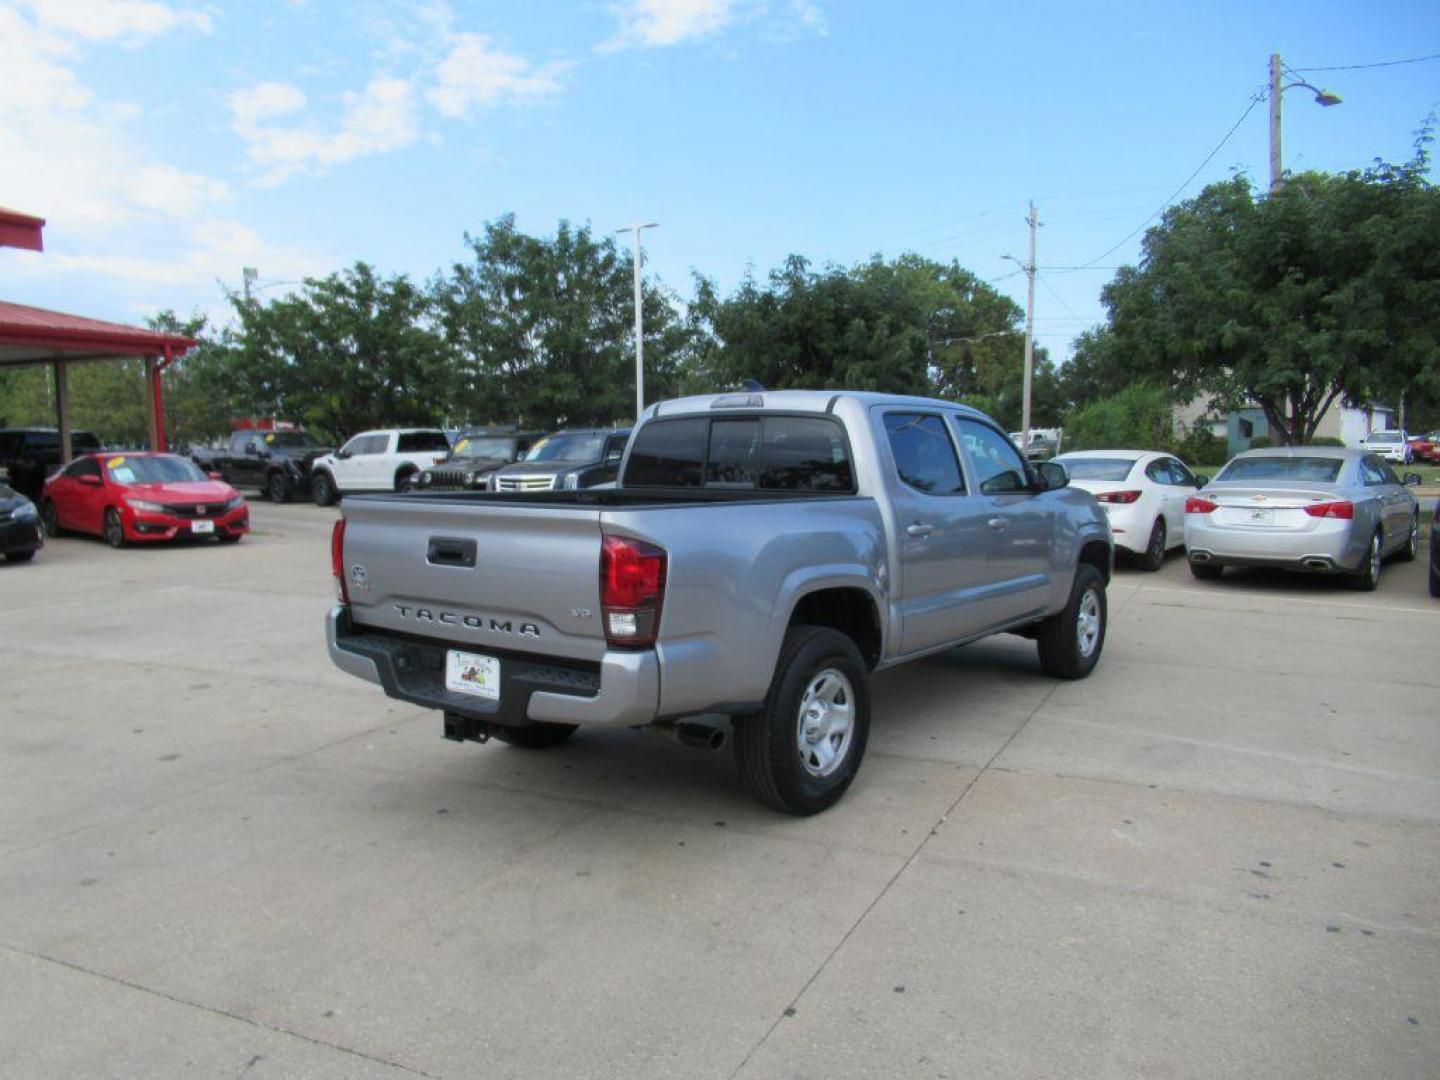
[1396,514,1418,563]
[102,507,126,549]
[41,500,62,538]
[1348,532,1382,591]
[1140,518,1166,571]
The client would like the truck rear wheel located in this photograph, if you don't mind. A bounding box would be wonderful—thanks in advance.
[1035,563,1106,679]
[733,625,870,815]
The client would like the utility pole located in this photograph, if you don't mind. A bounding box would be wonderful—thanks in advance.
[242,266,258,304]
[616,223,658,421]
[1269,53,1284,192]
[1021,201,1038,449]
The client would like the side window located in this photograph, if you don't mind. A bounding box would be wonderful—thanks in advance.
[1360,456,1387,485]
[624,418,707,487]
[365,434,393,455]
[758,417,852,492]
[884,413,965,495]
[1168,459,1196,487]
[1144,459,1170,484]
[397,432,450,453]
[707,419,759,487]
[66,458,102,480]
[604,433,629,462]
[339,435,365,456]
[957,419,1029,495]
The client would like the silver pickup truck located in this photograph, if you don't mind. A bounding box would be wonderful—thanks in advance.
[327,391,1113,814]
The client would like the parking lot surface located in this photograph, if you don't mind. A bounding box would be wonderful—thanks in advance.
[1,500,1437,1079]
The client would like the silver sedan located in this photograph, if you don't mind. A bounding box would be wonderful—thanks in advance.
[1184,447,1421,590]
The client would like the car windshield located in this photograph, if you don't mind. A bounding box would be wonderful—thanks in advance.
[450,436,516,461]
[263,431,323,448]
[105,454,208,485]
[1218,456,1344,483]
[1367,432,1401,444]
[524,433,605,463]
[1058,457,1136,481]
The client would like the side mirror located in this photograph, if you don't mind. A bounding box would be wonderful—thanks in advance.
[1036,461,1068,491]
[79,474,102,487]
[1194,475,1210,488]
[1403,472,1423,487]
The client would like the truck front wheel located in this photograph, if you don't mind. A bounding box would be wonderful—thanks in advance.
[1035,563,1107,679]
[734,625,870,815]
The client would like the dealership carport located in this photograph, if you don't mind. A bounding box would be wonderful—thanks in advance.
[0,300,195,461]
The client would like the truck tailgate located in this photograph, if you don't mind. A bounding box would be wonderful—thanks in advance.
[340,497,608,662]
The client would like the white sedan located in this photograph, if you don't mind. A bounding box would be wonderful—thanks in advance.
[1053,450,1208,570]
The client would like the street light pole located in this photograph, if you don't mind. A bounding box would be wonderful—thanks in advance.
[617,223,659,420]
[1268,52,1342,193]
[1003,202,1040,451]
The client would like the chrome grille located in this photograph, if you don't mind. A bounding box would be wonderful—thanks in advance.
[494,475,556,492]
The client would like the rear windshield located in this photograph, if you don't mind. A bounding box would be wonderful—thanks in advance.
[397,432,451,452]
[525,433,606,463]
[105,454,208,485]
[625,415,853,492]
[1058,457,1137,481]
[1218,456,1344,483]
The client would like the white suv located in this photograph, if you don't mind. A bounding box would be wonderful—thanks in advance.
[310,429,451,505]
[1359,430,1412,464]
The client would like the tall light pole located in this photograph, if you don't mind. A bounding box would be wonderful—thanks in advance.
[617,222,659,420]
[1269,52,1341,192]
[1003,201,1040,449]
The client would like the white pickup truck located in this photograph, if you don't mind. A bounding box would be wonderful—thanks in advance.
[310,429,453,505]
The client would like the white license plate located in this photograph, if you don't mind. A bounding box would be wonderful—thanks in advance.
[445,650,500,701]
[190,519,215,534]
[1246,508,1275,525]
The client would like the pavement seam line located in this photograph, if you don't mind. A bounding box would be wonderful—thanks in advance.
[0,941,438,1078]
[728,578,1141,1079]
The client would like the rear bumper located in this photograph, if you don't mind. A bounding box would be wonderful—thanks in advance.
[326,606,659,728]
[1185,516,1362,572]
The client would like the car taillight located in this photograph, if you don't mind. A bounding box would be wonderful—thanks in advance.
[1095,490,1142,504]
[1304,500,1354,519]
[600,534,666,648]
[1185,496,1219,514]
[331,518,348,603]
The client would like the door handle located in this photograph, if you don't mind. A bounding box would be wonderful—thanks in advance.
[987,517,1008,530]
[905,522,934,538]
[427,536,477,568]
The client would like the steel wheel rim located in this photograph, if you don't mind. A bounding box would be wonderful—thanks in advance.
[795,667,855,779]
[1076,588,1102,657]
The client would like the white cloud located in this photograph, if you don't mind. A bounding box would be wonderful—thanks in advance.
[427,32,567,118]
[20,0,212,45]
[599,0,825,51]
[229,75,421,185]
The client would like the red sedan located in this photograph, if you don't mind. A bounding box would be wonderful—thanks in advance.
[42,452,249,548]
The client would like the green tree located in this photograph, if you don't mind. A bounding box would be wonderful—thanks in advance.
[1064,383,1174,452]
[434,216,689,428]
[1096,138,1440,445]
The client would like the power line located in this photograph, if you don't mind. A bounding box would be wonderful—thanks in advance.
[1291,51,1440,72]
[1057,88,1268,273]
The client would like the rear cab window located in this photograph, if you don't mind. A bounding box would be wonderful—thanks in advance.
[624,414,854,493]
[398,431,451,453]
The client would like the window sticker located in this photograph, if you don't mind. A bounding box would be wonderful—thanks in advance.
[265,433,276,443]
[107,456,126,468]
[454,438,470,453]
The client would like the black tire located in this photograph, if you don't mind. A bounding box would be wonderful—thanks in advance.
[1139,518,1166,572]
[488,722,577,749]
[102,507,126,549]
[395,468,417,493]
[1396,514,1418,563]
[312,471,337,507]
[5,551,35,563]
[1036,563,1107,680]
[41,500,62,538]
[1189,560,1223,581]
[733,625,870,816]
[267,471,292,504]
[1347,531,1382,592]
[1429,560,1440,599]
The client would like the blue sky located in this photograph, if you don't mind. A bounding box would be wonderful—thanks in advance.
[2,0,1438,363]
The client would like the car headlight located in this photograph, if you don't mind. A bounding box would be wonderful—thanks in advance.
[13,501,38,521]
[127,499,166,513]
[224,495,245,511]
[563,473,580,490]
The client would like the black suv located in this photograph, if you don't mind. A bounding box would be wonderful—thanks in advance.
[0,428,102,499]
[417,430,547,491]
[488,428,631,492]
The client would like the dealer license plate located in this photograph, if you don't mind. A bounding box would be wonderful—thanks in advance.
[1246,508,1275,525]
[191,519,215,534]
[445,650,500,701]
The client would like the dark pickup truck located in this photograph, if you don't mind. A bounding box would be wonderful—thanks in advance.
[0,428,102,499]
[198,429,336,503]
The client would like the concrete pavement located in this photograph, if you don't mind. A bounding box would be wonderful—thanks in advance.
[0,500,1436,1078]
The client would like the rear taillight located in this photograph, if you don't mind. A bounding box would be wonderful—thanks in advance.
[1304,500,1354,519]
[1185,496,1219,514]
[1096,490,1142,504]
[331,518,348,603]
[600,535,666,648]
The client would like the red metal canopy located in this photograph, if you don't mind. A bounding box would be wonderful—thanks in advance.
[0,299,195,361]
[0,207,45,253]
